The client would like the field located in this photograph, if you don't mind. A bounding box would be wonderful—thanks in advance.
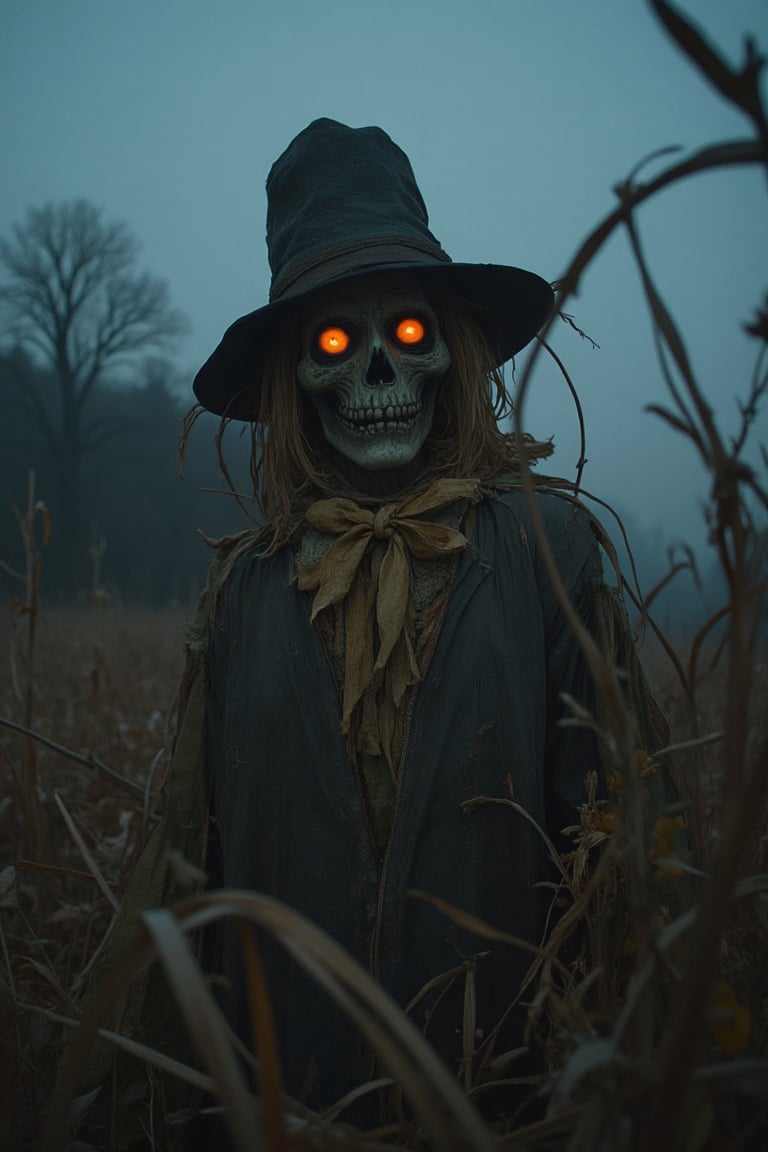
[0,582,766,1151]
[0,604,189,1150]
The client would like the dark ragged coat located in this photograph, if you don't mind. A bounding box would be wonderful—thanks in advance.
[203,488,613,1106]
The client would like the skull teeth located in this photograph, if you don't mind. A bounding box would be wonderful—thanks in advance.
[338,401,421,431]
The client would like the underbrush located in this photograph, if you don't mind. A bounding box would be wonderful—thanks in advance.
[1,602,765,1151]
[0,603,187,1151]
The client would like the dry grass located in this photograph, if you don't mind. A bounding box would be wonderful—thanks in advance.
[1,601,765,1152]
[0,603,187,1151]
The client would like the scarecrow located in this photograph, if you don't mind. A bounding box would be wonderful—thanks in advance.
[186,118,671,1107]
[61,119,673,1141]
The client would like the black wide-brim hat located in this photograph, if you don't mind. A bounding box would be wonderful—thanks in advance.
[194,119,554,420]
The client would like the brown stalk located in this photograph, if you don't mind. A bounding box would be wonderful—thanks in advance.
[646,731,768,1149]
[0,714,146,802]
[609,178,765,1148]
[53,792,120,915]
[239,925,289,1152]
[7,471,49,859]
[142,908,263,1152]
[512,396,653,1066]
[686,577,768,705]
[511,15,766,1141]
[648,0,768,160]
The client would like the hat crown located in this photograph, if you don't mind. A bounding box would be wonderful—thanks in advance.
[266,118,451,301]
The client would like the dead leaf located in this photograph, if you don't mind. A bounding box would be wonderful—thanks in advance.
[707,982,751,1055]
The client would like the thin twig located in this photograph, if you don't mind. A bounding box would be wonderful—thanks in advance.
[537,336,588,496]
[0,714,146,801]
[655,730,725,756]
[53,793,120,914]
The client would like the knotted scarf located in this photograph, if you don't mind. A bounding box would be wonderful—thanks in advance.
[296,477,481,771]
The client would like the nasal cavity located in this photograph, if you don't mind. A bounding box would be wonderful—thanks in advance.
[366,347,395,386]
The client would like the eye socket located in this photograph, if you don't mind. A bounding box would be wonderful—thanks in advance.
[393,315,429,348]
[317,326,351,356]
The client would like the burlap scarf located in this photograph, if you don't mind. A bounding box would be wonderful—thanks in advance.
[296,477,481,770]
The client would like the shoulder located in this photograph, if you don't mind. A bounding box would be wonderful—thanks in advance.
[478,485,605,596]
[203,528,293,624]
[483,485,599,548]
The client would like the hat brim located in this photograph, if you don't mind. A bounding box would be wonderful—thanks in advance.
[193,262,554,420]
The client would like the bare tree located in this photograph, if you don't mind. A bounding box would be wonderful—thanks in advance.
[0,199,187,592]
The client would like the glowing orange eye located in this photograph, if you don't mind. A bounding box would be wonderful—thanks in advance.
[395,317,426,345]
[317,326,350,355]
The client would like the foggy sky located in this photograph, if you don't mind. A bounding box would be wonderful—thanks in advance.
[2,0,767,576]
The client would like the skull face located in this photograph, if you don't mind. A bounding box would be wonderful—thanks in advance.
[297,274,451,472]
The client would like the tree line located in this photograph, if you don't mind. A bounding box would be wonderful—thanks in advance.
[0,346,254,604]
[0,200,254,605]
